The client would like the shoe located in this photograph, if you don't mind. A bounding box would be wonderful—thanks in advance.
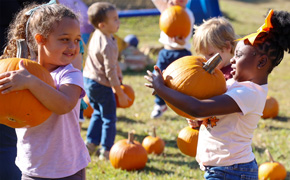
[99,148,110,160]
[150,104,167,119]
[86,142,97,155]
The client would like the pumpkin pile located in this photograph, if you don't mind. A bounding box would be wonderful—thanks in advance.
[177,126,199,157]
[159,5,191,38]
[109,131,148,171]
[258,149,287,180]
[262,96,279,119]
[162,54,226,119]
[142,127,165,155]
[0,58,55,128]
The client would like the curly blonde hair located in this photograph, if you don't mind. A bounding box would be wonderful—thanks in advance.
[1,3,78,59]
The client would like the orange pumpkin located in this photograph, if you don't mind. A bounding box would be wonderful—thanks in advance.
[109,131,148,171]
[258,149,287,180]
[142,127,165,155]
[177,126,199,157]
[115,84,135,108]
[0,58,55,128]
[83,94,93,118]
[159,5,191,38]
[163,54,226,119]
[262,96,279,119]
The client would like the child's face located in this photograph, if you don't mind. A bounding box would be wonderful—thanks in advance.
[230,41,261,82]
[39,17,81,71]
[170,0,188,8]
[102,10,120,35]
[201,44,232,70]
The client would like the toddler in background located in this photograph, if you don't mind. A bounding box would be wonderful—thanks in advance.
[83,2,130,160]
[150,0,195,118]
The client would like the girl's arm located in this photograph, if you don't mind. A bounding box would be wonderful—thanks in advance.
[0,60,81,115]
[144,66,242,118]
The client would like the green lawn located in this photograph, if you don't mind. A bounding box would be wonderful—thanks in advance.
[81,0,290,179]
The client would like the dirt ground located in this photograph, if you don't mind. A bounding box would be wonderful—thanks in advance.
[82,0,155,10]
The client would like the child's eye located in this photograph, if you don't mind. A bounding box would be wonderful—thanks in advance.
[61,38,69,42]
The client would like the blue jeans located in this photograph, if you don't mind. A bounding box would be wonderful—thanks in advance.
[84,78,117,151]
[204,159,258,180]
[154,48,191,105]
[0,125,21,180]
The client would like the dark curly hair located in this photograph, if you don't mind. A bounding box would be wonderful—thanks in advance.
[253,10,290,73]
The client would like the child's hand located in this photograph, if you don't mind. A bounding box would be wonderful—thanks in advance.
[117,90,131,107]
[144,65,165,93]
[0,60,33,94]
[186,118,200,129]
[171,36,186,46]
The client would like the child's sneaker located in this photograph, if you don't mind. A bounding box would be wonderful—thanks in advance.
[150,104,168,119]
[99,148,110,161]
[86,142,97,155]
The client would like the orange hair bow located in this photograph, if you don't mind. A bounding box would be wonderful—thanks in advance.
[237,9,274,45]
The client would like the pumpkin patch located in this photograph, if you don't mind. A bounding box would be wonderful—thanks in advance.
[0,58,55,128]
[142,127,165,155]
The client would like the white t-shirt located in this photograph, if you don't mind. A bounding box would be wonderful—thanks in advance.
[196,78,268,170]
[16,64,90,178]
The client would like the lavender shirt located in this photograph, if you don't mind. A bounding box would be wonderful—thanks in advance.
[15,64,90,178]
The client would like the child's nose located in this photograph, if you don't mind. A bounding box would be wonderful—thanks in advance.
[230,57,235,64]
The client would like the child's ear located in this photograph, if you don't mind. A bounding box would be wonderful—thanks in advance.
[258,55,268,69]
[98,22,105,29]
[35,34,45,44]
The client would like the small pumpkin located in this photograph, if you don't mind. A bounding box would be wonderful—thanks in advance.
[0,58,55,128]
[262,96,279,119]
[142,127,165,155]
[258,149,287,180]
[163,54,226,119]
[177,126,199,157]
[115,84,135,108]
[109,131,148,171]
[83,94,93,118]
[159,5,191,38]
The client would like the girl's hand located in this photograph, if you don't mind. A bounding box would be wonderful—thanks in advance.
[0,60,33,94]
[144,65,165,92]
[186,118,200,129]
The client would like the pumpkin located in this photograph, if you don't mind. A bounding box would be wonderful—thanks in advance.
[0,58,55,128]
[83,94,93,118]
[177,126,199,157]
[109,131,148,171]
[262,96,279,119]
[258,149,287,180]
[159,5,191,38]
[162,54,226,119]
[115,84,135,108]
[142,127,165,155]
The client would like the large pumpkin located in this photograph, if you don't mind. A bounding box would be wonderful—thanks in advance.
[177,126,199,157]
[142,127,165,155]
[163,54,226,119]
[0,58,55,128]
[109,131,148,171]
[159,5,191,38]
[262,96,279,119]
[83,94,93,118]
[115,84,135,108]
[258,149,287,180]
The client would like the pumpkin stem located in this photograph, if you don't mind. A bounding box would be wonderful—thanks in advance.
[203,53,222,74]
[265,149,275,162]
[153,126,156,137]
[128,130,135,144]
[16,39,28,58]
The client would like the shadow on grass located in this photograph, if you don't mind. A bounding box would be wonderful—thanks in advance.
[147,156,200,169]
[273,115,290,122]
[117,115,142,124]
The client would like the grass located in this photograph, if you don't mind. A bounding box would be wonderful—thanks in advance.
[81,0,290,179]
